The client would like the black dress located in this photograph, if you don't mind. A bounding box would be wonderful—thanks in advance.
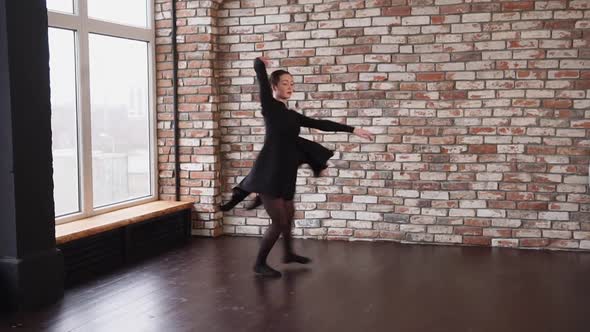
[236,58,354,200]
[221,136,335,211]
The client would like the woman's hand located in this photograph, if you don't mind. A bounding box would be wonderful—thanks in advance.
[258,56,270,67]
[353,128,375,141]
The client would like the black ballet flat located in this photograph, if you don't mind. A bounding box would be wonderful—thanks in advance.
[283,254,312,264]
[246,195,262,210]
[220,187,250,211]
[253,264,282,278]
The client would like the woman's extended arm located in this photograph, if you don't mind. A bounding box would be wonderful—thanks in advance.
[296,113,375,140]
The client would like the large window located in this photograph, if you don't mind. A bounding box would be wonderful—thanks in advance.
[47,0,156,223]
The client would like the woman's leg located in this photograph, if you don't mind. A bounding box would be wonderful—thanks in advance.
[281,200,295,256]
[282,200,311,264]
[254,194,288,277]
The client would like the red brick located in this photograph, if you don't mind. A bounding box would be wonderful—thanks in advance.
[571,120,590,128]
[469,127,496,135]
[506,192,534,201]
[354,230,380,238]
[400,83,427,91]
[526,146,556,155]
[440,4,471,14]
[556,147,588,156]
[502,2,534,11]
[416,73,445,81]
[468,144,497,154]
[516,70,546,79]
[544,20,576,29]
[465,219,492,227]
[454,227,483,236]
[472,3,500,12]
[464,236,492,246]
[344,45,372,55]
[575,80,590,89]
[440,91,467,100]
[379,231,404,240]
[552,70,579,78]
[520,238,550,247]
[517,202,549,210]
[280,58,308,67]
[327,194,353,203]
[543,99,572,108]
[489,201,516,209]
[383,7,411,16]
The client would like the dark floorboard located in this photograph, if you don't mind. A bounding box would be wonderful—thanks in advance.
[2,237,590,332]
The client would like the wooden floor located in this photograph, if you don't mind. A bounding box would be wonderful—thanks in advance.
[2,237,590,332]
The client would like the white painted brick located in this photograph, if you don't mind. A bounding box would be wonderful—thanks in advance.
[301,194,327,202]
[421,209,447,217]
[356,212,383,221]
[492,219,522,228]
[305,210,330,219]
[312,30,337,39]
[344,18,372,27]
[421,191,450,200]
[348,220,373,229]
[428,226,453,234]
[451,23,481,33]
[477,209,506,218]
[395,190,420,198]
[188,17,213,25]
[390,26,421,35]
[223,217,245,226]
[240,16,264,25]
[331,211,356,219]
[542,230,572,239]
[462,13,491,23]
[539,212,569,221]
[246,218,270,226]
[400,224,426,233]
[356,8,381,17]
[266,14,291,23]
[235,226,260,235]
[459,200,486,209]
[372,16,400,26]
[491,239,518,247]
[402,16,430,26]
[372,44,399,53]
[475,41,506,50]
[353,195,378,203]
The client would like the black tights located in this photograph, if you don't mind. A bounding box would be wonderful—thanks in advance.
[254,194,295,267]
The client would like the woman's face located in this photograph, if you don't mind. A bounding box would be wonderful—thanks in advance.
[272,73,294,100]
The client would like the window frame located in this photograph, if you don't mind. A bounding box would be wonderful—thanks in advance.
[48,0,158,224]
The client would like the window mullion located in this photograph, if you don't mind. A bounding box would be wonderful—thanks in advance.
[148,0,157,203]
[77,0,94,217]
[47,11,81,30]
[86,19,154,42]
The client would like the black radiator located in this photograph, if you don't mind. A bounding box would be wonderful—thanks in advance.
[58,210,191,286]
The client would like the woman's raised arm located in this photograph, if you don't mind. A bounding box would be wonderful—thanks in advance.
[254,57,274,112]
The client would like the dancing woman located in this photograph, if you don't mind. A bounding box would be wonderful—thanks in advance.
[233,56,374,278]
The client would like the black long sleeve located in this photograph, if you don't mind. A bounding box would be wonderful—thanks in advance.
[296,113,354,133]
[254,58,274,114]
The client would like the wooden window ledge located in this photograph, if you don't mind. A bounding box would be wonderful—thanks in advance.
[56,200,194,245]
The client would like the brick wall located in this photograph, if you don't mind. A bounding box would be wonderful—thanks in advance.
[157,0,590,250]
[156,0,224,236]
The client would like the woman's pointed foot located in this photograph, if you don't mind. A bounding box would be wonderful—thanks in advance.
[246,195,262,210]
[283,253,312,264]
[253,264,282,278]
